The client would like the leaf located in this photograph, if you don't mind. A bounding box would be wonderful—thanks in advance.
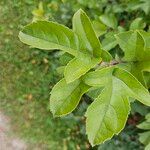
[139,131,150,146]
[83,67,114,87]
[115,31,143,61]
[131,102,149,116]
[64,57,101,83]
[83,67,150,145]
[137,113,150,149]
[137,113,150,130]
[113,68,150,106]
[101,50,113,62]
[99,14,117,29]
[92,20,107,37]
[84,67,150,106]
[117,26,125,32]
[139,30,150,50]
[86,87,103,100]
[56,66,65,75]
[59,53,74,65]
[130,18,146,30]
[136,0,150,15]
[63,9,104,83]
[116,30,150,87]
[115,30,150,61]
[130,61,150,88]
[127,0,150,15]
[50,78,90,116]
[145,143,150,150]
[102,32,117,51]
[144,72,150,89]
[19,21,80,56]
[137,120,150,130]
[85,76,131,146]
[72,9,102,58]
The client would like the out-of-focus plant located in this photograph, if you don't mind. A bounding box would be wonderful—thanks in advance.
[137,113,150,150]
[32,2,46,22]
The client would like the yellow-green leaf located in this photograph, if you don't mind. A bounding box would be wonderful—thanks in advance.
[86,77,131,146]
[64,57,101,83]
[19,21,80,56]
[50,78,90,116]
[73,9,102,58]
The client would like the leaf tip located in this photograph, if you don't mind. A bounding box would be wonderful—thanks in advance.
[78,8,84,13]
[74,8,86,16]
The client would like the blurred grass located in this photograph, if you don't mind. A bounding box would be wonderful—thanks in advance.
[0,1,89,149]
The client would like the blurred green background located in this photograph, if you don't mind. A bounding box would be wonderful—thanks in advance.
[0,0,149,149]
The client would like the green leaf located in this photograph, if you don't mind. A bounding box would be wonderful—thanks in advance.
[19,21,80,56]
[86,87,103,100]
[144,72,150,89]
[127,0,150,15]
[113,68,150,106]
[50,78,90,116]
[59,53,74,66]
[102,32,117,51]
[62,9,104,83]
[131,102,149,116]
[130,61,150,88]
[146,143,150,150]
[116,30,150,87]
[83,67,150,145]
[139,30,150,50]
[137,120,150,130]
[137,113,150,149]
[83,67,114,87]
[92,20,107,37]
[137,113,150,130]
[130,18,146,30]
[136,0,150,15]
[72,9,102,58]
[56,66,65,75]
[139,131,150,146]
[64,57,101,83]
[115,30,147,61]
[101,50,112,62]
[117,26,125,32]
[85,77,131,146]
[99,14,117,29]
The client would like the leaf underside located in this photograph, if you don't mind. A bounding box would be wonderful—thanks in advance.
[19,21,80,56]
[50,78,90,116]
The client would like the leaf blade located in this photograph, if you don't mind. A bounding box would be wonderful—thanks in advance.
[64,57,101,83]
[50,78,90,116]
[86,77,131,146]
[83,67,114,87]
[115,30,150,61]
[113,68,150,106]
[73,9,102,57]
[19,21,79,56]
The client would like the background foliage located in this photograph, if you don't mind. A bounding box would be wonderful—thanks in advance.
[0,0,149,149]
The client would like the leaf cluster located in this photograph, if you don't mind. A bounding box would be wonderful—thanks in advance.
[19,9,150,146]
